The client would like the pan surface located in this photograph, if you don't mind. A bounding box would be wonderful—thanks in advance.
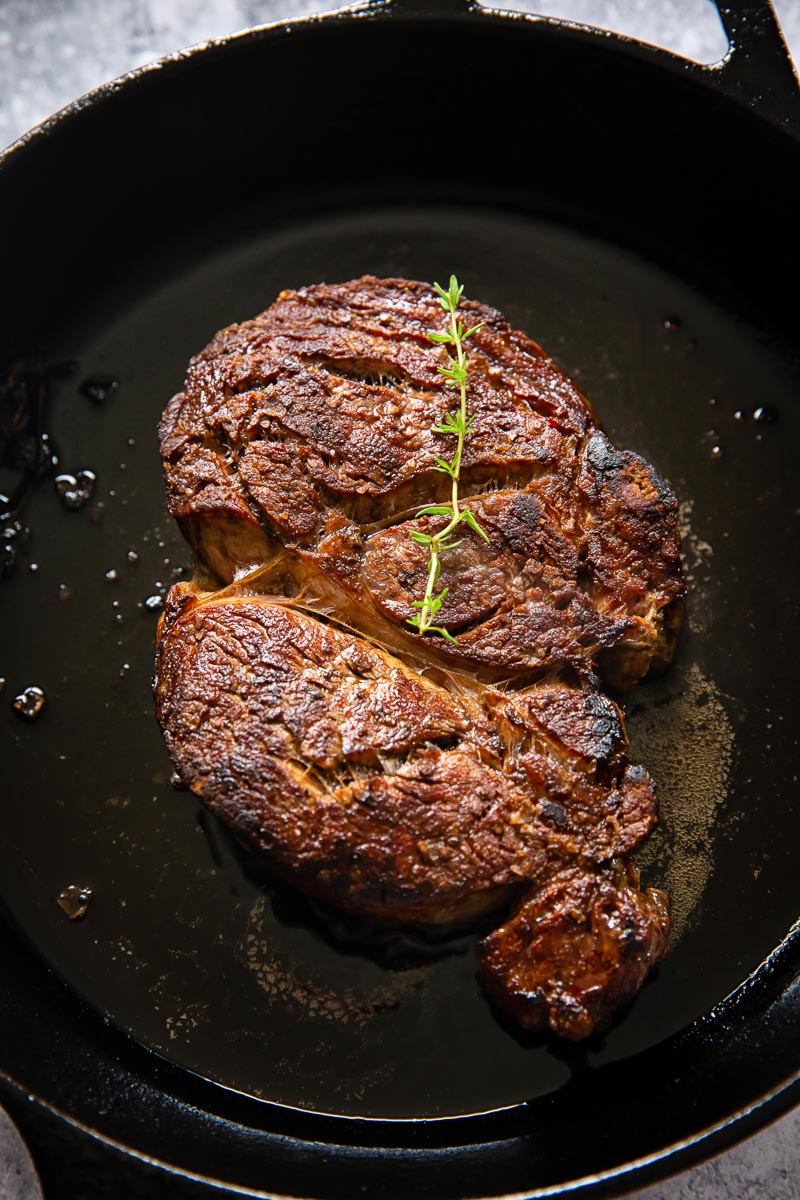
[1,2,799,1195]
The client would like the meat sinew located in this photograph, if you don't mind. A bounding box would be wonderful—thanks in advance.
[155,276,684,1039]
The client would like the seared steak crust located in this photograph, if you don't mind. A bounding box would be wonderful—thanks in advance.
[159,277,684,687]
[479,865,670,1039]
[156,592,658,922]
[156,277,682,1038]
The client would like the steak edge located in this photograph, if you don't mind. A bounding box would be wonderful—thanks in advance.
[155,277,682,1039]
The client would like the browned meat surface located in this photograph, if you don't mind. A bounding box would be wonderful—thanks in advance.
[479,865,670,1039]
[155,277,682,1038]
[157,591,659,923]
[159,276,684,688]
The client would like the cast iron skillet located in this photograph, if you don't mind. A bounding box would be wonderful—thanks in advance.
[1,0,799,1195]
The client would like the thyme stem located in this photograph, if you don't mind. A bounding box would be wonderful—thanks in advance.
[407,276,488,643]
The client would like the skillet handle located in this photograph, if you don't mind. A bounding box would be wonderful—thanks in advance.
[376,0,800,133]
[707,0,800,132]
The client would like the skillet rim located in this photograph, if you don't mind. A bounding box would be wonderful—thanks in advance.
[1,2,799,1195]
[1,1061,798,1198]
[0,0,797,176]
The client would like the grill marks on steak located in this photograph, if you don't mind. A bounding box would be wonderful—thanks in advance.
[157,594,657,922]
[159,277,683,688]
[156,277,682,1039]
[363,488,626,674]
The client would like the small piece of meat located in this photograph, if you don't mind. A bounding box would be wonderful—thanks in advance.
[155,277,683,1037]
[478,866,670,1040]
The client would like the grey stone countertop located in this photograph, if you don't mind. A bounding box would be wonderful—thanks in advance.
[1,2,798,1199]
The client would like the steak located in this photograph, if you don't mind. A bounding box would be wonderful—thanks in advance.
[155,277,684,1039]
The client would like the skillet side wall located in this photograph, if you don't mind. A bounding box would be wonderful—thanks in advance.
[0,18,798,355]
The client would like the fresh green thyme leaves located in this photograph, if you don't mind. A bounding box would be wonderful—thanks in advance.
[407,275,488,642]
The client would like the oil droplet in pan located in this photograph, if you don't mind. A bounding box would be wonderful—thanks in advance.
[79,376,118,406]
[12,686,46,722]
[54,470,96,511]
[0,519,30,580]
[56,885,93,920]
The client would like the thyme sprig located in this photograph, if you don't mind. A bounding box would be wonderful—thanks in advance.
[407,275,488,642]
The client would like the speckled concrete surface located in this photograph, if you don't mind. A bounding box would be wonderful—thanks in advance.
[1,0,799,148]
[1,2,798,1198]
[623,1108,800,1200]
[0,1107,43,1200]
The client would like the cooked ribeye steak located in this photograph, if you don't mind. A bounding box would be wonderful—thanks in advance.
[159,276,684,689]
[156,277,683,1039]
[157,592,658,919]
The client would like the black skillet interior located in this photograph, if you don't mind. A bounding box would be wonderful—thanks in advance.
[1,1,799,1195]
